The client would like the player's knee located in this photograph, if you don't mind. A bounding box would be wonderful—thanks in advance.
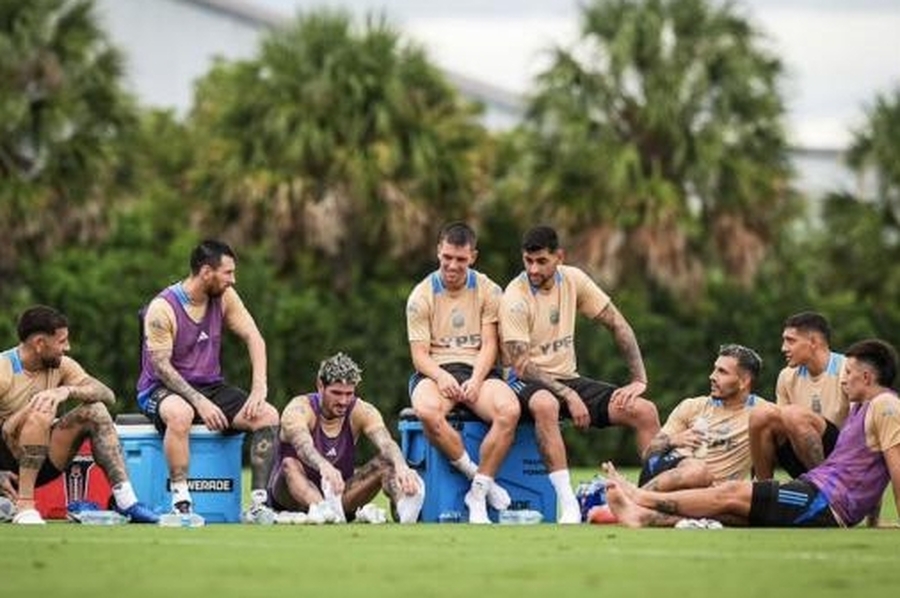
[781,405,816,431]
[413,401,445,430]
[630,398,660,428]
[681,460,714,487]
[529,392,559,421]
[164,406,194,434]
[254,403,280,427]
[493,397,520,429]
[19,408,54,432]
[716,480,748,508]
[749,403,779,432]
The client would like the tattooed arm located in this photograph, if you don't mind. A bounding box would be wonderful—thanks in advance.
[594,303,648,408]
[65,376,115,405]
[281,397,343,493]
[502,339,590,428]
[30,376,115,414]
[359,401,420,495]
[148,347,228,430]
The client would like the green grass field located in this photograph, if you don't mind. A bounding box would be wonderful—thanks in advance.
[3,468,897,598]
[3,521,897,597]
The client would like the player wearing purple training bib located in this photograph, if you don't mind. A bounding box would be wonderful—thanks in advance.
[137,240,280,523]
[269,353,425,523]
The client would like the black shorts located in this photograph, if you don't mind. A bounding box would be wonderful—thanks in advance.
[508,376,616,428]
[748,479,839,527]
[140,382,248,434]
[407,363,502,397]
[775,419,841,478]
[0,435,64,487]
[638,449,686,486]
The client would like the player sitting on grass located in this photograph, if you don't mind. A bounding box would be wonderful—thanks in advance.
[268,352,425,523]
[602,339,900,528]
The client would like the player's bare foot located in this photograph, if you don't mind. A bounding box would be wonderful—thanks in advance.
[607,481,681,528]
[601,462,638,499]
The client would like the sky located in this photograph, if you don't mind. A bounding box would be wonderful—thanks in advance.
[250,0,900,149]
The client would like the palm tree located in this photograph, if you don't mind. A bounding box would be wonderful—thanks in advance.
[0,0,136,277]
[185,9,492,290]
[816,87,900,309]
[505,0,797,296]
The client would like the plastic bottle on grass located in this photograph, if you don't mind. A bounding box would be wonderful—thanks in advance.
[498,509,543,525]
[158,512,206,528]
[438,510,462,523]
[73,510,129,525]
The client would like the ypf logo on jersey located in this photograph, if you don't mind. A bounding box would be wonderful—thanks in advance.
[167,478,235,492]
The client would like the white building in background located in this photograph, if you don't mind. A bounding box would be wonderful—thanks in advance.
[95,0,524,129]
[95,0,865,200]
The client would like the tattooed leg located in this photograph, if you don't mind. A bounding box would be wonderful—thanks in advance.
[530,392,567,471]
[16,445,48,510]
[343,456,391,517]
[249,425,278,490]
[792,432,826,470]
[54,403,129,485]
[606,481,681,528]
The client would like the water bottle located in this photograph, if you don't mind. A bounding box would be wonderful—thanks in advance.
[158,512,206,528]
[692,416,710,459]
[75,510,129,525]
[438,510,462,523]
[576,475,607,521]
[498,509,543,525]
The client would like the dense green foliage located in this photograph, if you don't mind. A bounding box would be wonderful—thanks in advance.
[2,1,899,465]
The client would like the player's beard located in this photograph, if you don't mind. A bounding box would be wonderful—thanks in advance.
[41,355,62,369]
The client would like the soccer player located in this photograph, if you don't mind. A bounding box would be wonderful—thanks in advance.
[268,352,425,523]
[406,222,520,524]
[136,239,279,522]
[0,305,158,524]
[639,344,768,492]
[749,312,848,479]
[604,339,900,528]
[500,225,660,523]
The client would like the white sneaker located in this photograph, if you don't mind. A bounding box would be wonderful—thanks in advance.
[274,511,308,525]
[464,489,491,524]
[486,481,511,511]
[355,503,387,524]
[307,501,337,525]
[13,508,46,525]
[675,518,723,529]
[242,503,276,525]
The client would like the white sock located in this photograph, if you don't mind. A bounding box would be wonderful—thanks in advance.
[171,480,191,506]
[470,473,492,499]
[549,469,578,505]
[396,473,425,524]
[112,482,137,510]
[450,453,478,479]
